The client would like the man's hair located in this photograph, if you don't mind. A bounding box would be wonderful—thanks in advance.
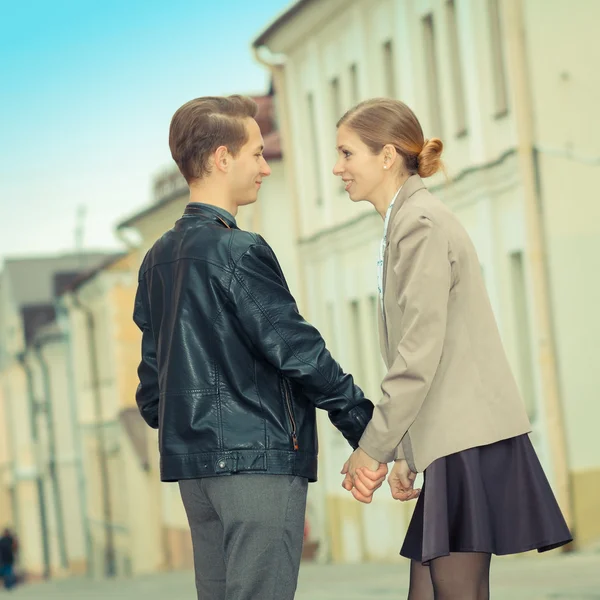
[169,95,258,183]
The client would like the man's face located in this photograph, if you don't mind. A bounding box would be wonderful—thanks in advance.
[228,118,271,207]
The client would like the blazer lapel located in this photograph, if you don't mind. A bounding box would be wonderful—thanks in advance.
[379,175,427,361]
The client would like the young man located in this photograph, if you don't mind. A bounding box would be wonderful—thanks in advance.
[133,96,387,600]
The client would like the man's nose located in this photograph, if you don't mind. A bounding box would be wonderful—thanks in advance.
[261,158,271,177]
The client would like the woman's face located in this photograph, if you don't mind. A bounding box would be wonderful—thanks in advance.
[333,124,385,203]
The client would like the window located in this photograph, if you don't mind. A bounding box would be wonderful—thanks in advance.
[349,300,366,386]
[488,0,509,117]
[326,303,337,354]
[422,14,443,136]
[330,77,342,122]
[306,93,323,206]
[349,63,360,106]
[368,295,387,382]
[510,252,536,420]
[382,40,396,98]
[446,0,467,136]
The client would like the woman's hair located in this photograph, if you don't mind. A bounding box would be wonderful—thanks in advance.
[169,95,258,183]
[337,98,444,178]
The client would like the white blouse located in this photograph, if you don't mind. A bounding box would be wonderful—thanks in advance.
[377,185,404,313]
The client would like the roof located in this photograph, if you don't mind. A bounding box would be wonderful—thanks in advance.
[21,304,56,345]
[63,252,128,292]
[252,0,312,48]
[117,185,188,230]
[3,252,117,308]
[253,94,282,161]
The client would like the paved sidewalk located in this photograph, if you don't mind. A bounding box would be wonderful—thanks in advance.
[4,552,600,599]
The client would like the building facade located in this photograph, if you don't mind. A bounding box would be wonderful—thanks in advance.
[253,0,600,560]
[0,253,115,578]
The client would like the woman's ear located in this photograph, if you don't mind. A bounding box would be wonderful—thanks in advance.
[382,144,399,170]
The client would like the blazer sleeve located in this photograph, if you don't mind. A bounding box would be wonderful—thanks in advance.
[359,211,452,463]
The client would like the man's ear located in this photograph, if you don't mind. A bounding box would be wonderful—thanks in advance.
[214,145,230,173]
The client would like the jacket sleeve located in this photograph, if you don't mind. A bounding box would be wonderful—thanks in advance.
[359,212,451,463]
[133,278,160,429]
[228,239,373,448]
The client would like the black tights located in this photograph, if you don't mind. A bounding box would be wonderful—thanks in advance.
[407,553,491,600]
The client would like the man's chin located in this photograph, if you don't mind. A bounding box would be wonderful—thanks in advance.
[238,195,258,206]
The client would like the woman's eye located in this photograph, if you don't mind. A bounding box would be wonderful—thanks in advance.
[343,151,351,158]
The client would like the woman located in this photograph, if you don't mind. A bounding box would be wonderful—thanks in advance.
[335,98,572,600]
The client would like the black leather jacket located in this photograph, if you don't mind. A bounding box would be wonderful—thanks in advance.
[133,204,373,482]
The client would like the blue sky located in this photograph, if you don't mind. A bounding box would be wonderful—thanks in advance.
[0,0,291,263]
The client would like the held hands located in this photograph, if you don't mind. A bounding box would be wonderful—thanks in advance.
[340,451,420,504]
[388,459,420,501]
[340,447,388,504]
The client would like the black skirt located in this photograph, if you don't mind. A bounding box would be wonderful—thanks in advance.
[400,434,572,564]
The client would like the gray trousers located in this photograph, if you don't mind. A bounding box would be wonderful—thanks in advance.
[179,474,308,600]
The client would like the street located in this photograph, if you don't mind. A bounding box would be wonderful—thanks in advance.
[4,551,600,599]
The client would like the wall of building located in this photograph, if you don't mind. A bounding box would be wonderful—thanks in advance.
[521,0,600,546]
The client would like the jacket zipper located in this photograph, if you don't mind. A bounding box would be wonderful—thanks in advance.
[282,379,299,451]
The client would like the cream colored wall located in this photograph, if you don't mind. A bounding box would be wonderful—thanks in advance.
[522,0,600,473]
[134,195,189,258]
[255,0,583,560]
[33,338,86,574]
[0,360,49,576]
[519,0,600,545]
[235,160,300,294]
[64,263,165,576]
[0,385,14,528]
[277,0,518,243]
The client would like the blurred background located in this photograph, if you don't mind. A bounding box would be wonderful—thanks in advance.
[1,0,599,597]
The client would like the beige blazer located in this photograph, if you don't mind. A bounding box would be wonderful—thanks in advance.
[358,175,531,472]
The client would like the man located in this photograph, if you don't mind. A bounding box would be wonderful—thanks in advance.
[133,95,387,600]
[0,528,17,590]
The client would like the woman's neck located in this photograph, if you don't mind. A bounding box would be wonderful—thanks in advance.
[372,174,410,218]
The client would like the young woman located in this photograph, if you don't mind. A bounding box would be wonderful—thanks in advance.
[334,98,572,600]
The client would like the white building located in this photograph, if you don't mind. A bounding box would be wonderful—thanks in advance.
[253,0,600,560]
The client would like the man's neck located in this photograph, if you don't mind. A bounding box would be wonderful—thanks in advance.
[189,185,237,217]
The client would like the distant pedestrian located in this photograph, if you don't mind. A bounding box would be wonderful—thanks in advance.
[0,527,18,590]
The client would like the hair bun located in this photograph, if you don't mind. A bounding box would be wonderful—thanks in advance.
[417,137,444,178]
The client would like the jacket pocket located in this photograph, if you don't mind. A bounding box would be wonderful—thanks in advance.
[281,377,299,451]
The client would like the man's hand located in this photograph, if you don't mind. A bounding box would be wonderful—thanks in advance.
[388,459,420,501]
[341,448,388,503]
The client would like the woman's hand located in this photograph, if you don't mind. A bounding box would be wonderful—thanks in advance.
[388,459,420,501]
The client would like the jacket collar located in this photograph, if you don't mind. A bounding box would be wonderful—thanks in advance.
[379,174,428,357]
[183,203,238,229]
[386,174,427,227]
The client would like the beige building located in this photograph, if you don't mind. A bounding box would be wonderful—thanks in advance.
[60,252,165,578]
[0,253,113,578]
[253,0,600,560]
